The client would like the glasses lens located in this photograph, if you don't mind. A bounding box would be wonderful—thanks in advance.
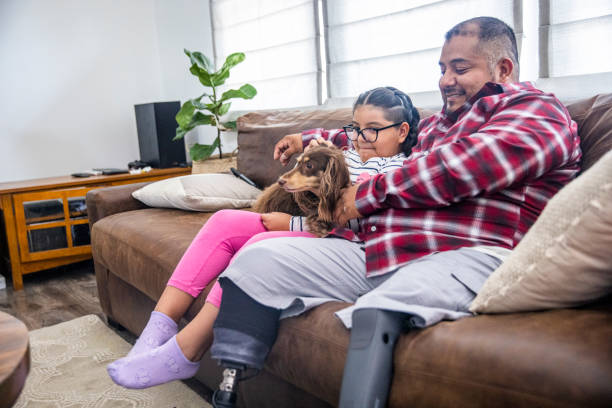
[362,128,377,142]
[344,126,358,140]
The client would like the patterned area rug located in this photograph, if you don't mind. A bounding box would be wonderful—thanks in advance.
[15,314,210,407]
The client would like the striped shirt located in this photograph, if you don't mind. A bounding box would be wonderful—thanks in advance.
[343,149,407,183]
[300,82,581,277]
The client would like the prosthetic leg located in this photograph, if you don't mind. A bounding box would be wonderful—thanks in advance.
[212,361,250,408]
[338,309,404,408]
[211,279,280,408]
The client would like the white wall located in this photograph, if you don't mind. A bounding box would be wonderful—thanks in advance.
[0,0,214,183]
[153,0,232,159]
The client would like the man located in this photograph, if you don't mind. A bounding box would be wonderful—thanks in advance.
[210,16,581,408]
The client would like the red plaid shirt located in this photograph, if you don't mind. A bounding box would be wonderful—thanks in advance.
[302,82,581,277]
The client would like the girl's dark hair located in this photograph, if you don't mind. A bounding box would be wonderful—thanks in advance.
[353,86,420,156]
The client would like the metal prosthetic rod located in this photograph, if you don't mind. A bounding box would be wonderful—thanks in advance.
[338,309,404,408]
[212,361,245,408]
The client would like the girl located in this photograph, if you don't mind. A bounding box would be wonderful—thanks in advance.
[107,86,420,389]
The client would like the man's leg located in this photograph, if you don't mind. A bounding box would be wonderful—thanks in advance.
[207,237,385,407]
[339,308,404,408]
[338,248,502,408]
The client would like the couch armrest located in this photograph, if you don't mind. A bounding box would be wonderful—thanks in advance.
[87,182,149,227]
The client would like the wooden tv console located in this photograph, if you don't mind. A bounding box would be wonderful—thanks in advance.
[0,167,190,290]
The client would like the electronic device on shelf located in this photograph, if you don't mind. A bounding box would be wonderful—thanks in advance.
[134,101,186,168]
[92,168,130,175]
[128,160,151,169]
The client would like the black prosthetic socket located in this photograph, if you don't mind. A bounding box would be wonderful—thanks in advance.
[338,309,405,408]
[214,278,281,346]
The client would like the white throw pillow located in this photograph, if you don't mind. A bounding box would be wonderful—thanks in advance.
[132,173,262,212]
[470,149,612,314]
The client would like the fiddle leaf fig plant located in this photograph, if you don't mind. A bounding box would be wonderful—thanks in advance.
[173,49,256,161]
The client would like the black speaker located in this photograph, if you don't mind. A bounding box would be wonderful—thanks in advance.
[134,101,186,168]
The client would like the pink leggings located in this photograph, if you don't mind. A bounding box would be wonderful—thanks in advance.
[167,209,314,308]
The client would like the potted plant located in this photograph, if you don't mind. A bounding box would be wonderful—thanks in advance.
[173,49,256,167]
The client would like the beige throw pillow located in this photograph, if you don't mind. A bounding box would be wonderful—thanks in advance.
[132,173,261,212]
[470,150,612,314]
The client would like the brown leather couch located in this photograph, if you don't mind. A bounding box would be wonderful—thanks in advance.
[88,95,612,408]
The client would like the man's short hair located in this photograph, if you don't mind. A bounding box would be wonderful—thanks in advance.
[445,16,520,80]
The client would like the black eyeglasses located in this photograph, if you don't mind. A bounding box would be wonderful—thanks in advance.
[342,122,402,143]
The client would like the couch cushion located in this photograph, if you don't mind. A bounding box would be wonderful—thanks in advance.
[132,174,261,211]
[392,299,612,407]
[236,107,435,188]
[470,149,612,313]
[91,208,213,302]
[237,108,353,188]
[267,300,612,408]
[565,93,612,172]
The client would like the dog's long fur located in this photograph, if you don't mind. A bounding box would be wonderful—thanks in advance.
[252,146,350,237]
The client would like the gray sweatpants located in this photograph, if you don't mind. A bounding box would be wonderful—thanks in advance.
[220,237,502,329]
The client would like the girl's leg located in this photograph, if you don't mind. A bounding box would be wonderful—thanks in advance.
[109,231,317,389]
[153,231,315,363]
[176,302,219,361]
[164,209,268,313]
[126,310,178,358]
[154,286,194,323]
[126,210,267,357]
[107,334,201,389]
[108,303,219,389]
[204,230,315,308]
[107,281,279,390]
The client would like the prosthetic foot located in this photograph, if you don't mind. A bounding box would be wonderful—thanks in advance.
[212,361,248,408]
[338,309,404,408]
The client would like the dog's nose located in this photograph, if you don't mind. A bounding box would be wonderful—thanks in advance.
[278,178,286,186]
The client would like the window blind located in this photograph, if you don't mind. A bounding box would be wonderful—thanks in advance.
[540,0,612,78]
[209,0,611,109]
[324,0,520,99]
[211,0,321,110]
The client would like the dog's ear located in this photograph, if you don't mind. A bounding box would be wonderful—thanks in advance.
[318,150,350,223]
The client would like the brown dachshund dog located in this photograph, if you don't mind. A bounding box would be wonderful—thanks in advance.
[252,145,351,236]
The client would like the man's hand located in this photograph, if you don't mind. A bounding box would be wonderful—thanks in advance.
[334,184,362,226]
[274,133,303,165]
[261,212,292,231]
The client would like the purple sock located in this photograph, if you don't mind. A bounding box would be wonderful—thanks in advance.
[126,311,178,358]
[107,335,200,389]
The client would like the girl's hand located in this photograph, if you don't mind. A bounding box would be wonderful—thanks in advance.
[261,212,292,231]
[305,137,334,152]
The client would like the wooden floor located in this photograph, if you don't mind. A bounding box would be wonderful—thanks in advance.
[0,260,105,331]
[0,260,212,401]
